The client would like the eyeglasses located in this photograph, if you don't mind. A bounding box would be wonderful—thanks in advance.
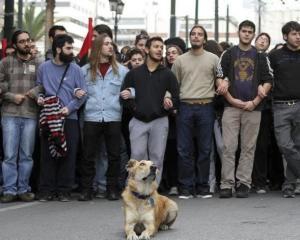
[17,38,31,44]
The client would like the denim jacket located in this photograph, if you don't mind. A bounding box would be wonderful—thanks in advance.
[81,63,128,122]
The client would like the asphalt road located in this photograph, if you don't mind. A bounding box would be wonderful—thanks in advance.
[0,192,300,240]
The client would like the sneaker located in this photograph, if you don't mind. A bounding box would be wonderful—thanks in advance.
[196,191,213,199]
[283,188,295,198]
[58,192,71,202]
[236,184,250,198]
[219,188,232,198]
[38,192,54,202]
[94,189,106,199]
[168,187,178,196]
[256,187,267,194]
[1,194,18,203]
[106,189,120,201]
[18,192,35,202]
[178,189,193,199]
[294,184,300,195]
[78,191,93,201]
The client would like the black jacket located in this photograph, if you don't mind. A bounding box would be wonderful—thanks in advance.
[269,44,300,100]
[121,63,179,122]
[217,45,273,110]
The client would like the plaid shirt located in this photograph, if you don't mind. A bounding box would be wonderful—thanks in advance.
[0,54,43,119]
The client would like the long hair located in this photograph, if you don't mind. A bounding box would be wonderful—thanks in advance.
[89,33,118,81]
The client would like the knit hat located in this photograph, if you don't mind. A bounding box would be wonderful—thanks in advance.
[164,37,186,53]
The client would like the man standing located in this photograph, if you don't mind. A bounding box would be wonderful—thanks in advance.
[45,25,67,61]
[171,25,221,199]
[269,21,300,198]
[217,20,273,198]
[37,34,87,202]
[0,30,42,203]
[121,36,179,184]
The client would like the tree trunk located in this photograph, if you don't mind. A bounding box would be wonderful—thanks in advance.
[45,0,55,50]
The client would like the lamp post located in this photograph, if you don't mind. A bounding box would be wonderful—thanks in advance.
[108,0,125,43]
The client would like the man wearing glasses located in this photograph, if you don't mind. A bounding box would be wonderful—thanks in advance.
[0,30,43,203]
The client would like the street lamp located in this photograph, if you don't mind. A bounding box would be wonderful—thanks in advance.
[108,0,125,43]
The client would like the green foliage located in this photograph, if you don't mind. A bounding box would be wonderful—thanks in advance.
[22,3,46,41]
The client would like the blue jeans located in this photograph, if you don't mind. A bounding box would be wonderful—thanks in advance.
[177,102,215,193]
[2,116,37,195]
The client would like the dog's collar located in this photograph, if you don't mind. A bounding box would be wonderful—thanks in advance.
[131,191,151,200]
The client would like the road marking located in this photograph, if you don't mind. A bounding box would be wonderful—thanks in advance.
[0,202,41,213]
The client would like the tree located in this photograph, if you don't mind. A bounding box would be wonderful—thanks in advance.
[45,0,55,50]
[22,3,46,41]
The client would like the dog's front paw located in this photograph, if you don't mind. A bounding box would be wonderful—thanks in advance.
[127,233,139,240]
[159,224,169,231]
[139,232,151,240]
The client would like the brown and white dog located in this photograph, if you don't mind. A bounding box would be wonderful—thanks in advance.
[122,159,178,240]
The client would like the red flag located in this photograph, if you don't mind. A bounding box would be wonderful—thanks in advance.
[78,18,93,59]
[1,38,7,58]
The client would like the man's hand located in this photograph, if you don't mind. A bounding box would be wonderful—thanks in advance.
[61,107,69,116]
[14,94,26,105]
[61,107,70,116]
[258,85,267,98]
[216,79,229,95]
[75,89,86,99]
[230,98,246,109]
[243,101,256,111]
[163,97,173,110]
[37,96,45,106]
[120,89,132,100]
[25,90,35,99]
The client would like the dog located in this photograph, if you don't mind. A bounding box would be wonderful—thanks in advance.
[122,159,178,240]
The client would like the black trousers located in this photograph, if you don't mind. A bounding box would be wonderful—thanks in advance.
[39,119,79,194]
[80,121,121,192]
[252,109,284,188]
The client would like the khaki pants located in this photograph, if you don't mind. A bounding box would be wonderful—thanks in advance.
[220,107,261,189]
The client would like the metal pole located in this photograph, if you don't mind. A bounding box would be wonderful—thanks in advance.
[185,15,189,47]
[195,0,198,24]
[214,0,219,42]
[226,4,229,43]
[114,13,118,43]
[258,0,261,34]
[170,0,176,38]
[18,0,23,29]
[4,0,14,41]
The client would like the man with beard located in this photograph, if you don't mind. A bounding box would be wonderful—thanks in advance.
[36,34,87,202]
[0,30,42,203]
[121,36,179,184]
[217,20,273,198]
[171,25,222,199]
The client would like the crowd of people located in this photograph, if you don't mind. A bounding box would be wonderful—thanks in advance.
[0,18,299,204]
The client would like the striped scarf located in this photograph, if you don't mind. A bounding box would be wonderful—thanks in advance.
[39,96,67,159]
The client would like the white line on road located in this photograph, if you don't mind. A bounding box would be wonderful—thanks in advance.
[0,202,41,213]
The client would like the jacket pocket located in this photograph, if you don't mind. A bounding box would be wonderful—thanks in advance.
[109,79,122,95]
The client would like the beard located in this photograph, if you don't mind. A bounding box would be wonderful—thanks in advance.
[59,51,74,63]
[17,47,31,56]
[148,51,162,63]
[191,44,202,50]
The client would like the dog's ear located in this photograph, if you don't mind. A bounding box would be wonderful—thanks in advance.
[126,159,138,171]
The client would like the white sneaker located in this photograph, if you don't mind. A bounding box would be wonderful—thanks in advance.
[196,192,213,199]
[178,190,193,199]
[178,194,193,199]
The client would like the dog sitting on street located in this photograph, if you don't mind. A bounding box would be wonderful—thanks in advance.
[122,159,178,240]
